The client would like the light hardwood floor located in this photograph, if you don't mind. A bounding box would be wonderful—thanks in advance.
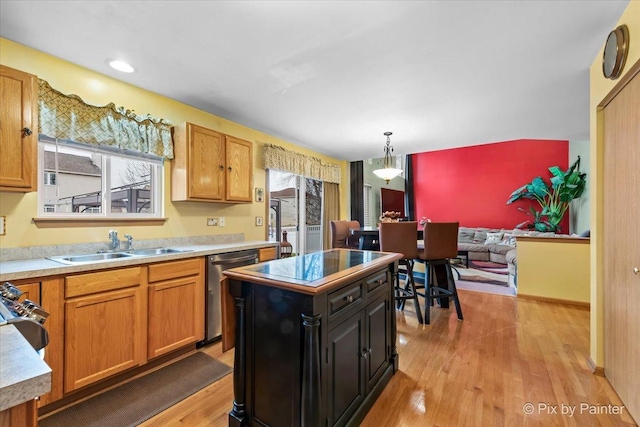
[140,290,637,426]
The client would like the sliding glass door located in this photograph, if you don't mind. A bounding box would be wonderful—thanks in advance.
[268,170,323,256]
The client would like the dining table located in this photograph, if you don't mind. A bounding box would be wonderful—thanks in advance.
[350,225,423,251]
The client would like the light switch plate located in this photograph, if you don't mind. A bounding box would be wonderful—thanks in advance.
[207,217,218,226]
[255,216,263,226]
[219,217,225,227]
[0,216,4,235]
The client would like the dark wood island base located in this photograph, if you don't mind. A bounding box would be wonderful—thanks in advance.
[225,249,402,427]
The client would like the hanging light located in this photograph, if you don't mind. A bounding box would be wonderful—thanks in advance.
[373,132,403,184]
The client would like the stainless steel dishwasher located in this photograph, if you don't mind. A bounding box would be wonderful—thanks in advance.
[200,249,259,347]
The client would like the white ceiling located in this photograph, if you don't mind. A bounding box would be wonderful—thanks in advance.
[0,1,629,161]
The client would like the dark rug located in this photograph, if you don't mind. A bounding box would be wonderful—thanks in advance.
[40,352,232,427]
[468,260,509,272]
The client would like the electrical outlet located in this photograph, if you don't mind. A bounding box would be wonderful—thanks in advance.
[255,216,263,226]
[207,217,218,226]
[219,217,225,227]
[0,216,5,235]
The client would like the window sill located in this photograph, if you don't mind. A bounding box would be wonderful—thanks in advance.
[33,217,168,228]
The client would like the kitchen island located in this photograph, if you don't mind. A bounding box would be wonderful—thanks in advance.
[224,249,402,427]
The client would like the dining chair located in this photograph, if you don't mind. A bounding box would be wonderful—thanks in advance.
[330,220,361,249]
[416,222,463,325]
[379,221,423,324]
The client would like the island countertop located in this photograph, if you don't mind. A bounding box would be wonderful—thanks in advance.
[224,248,402,295]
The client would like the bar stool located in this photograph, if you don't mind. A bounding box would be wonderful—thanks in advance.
[416,222,463,325]
[379,221,423,324]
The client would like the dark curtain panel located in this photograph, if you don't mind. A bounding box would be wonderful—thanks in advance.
[350,161,364,225]
[405,154,415,221]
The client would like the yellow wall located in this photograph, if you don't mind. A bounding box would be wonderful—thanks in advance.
[589,2,640,367]
[516,238,590,303]
[0,38,349,248]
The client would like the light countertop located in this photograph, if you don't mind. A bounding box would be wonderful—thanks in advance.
[0,240,278,282]
[0,325,52,411]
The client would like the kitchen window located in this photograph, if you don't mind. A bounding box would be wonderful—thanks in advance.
[37,137,163,219]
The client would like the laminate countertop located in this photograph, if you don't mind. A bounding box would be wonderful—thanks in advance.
[0,325,51,411]
[0,240,278,282]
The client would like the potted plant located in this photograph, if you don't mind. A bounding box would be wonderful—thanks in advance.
[506,156,587,233]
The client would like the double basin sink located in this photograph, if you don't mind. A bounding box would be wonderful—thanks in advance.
[48,248,193,265]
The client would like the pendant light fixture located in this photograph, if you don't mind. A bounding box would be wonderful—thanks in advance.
[373,132,403,184]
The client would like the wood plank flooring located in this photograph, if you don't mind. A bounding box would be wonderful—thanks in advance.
[140,290,637,426]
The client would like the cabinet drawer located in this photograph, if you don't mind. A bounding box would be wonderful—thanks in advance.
[65,267,141,298]
[148,258,201,283]
[328,281,363,321]
[365,270,388,294]
[258,247,277,262]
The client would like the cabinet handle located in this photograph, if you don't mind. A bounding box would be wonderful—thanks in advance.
[360,349,368,359]
[345,295,354,303]
[634,267,639,275]
[22,127,32,136]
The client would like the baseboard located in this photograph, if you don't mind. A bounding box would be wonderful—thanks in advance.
[517,293,590,309]
[586,356,605,376]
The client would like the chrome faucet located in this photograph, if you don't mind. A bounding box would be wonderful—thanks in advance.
[124,234,134,251]
[108,230,120,251]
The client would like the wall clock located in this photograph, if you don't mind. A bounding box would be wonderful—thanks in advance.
[602,24,629,80]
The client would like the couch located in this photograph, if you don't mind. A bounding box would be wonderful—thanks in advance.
[457,227,570,280]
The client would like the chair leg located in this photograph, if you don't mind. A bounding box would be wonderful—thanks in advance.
[424,263,432,325]
[406,260,423,324]
[446,261,463,321]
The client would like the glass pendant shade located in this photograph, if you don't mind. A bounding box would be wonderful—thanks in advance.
[373,132,403,184]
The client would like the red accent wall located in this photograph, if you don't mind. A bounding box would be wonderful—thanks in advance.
[412,139,569,231]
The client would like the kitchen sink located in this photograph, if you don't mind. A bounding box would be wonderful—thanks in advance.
[127,248,193,256]
[48,248,193,265]
[48,252,139,265]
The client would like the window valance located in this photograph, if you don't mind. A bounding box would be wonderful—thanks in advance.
[38,79,174,159]
[262,143,341,184]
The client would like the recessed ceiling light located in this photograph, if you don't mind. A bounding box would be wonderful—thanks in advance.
[109,60,135,73]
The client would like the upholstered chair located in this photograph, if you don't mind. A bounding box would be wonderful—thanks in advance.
[330,220,361,249]
[379,221,423,324]
[416,222,463,324]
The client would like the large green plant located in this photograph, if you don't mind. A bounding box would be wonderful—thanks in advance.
[506,156,587,233]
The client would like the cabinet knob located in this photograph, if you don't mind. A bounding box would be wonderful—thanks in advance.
[22,127,32,136]
[219,165,224,170]
[634,267,639,275]
[345,295,354,303]
[228,166,232,172]
[360,349,368,359]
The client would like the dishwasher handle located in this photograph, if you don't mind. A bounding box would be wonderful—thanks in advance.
[210,254,258,265]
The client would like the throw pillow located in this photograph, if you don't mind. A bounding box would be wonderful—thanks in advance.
[501,233,517,246]
[484,232,504,245]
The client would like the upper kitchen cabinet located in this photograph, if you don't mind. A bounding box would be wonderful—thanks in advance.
[0,65,38,192]
[171,122,253,203]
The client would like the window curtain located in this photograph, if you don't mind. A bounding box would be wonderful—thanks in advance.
[405,154,415,220]
[323,182,340,249]
[38,79,174,159]
[263,143,341,183]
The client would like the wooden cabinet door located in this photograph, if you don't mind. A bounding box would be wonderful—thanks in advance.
[0,65,37,192]
[15,282,40,304]
[189,125,225,200]
[225,135,252,202]
[365,293,389,393]
[148,275,202,359]
[327,311,365,427]
[64,287,145,392]
[603,68,640,421]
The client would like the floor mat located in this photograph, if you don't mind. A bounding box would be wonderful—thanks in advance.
[39,352,232,427]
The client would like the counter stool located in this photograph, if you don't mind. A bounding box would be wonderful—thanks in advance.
[416,222,463,325]
[379,221,423,324]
